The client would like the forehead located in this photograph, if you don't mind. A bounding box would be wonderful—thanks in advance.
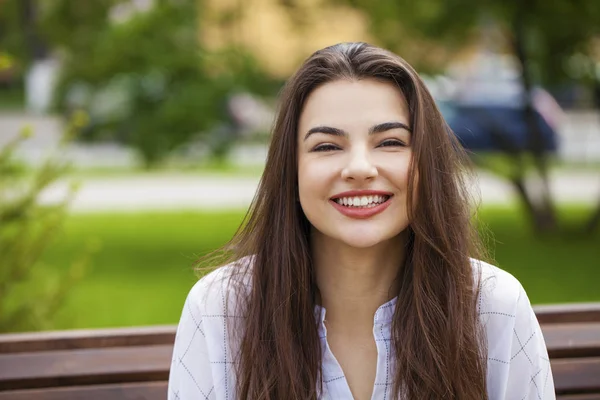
[298,79,410,132]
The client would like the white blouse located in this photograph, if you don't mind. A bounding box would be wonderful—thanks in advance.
[168,259,555,399]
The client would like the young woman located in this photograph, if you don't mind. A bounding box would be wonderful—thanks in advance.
[168,42,555,400]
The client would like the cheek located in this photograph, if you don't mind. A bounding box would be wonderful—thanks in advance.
[298,156,333,188]
[385,153,412,188]
[297,159,323,205]
[297,159,310,195]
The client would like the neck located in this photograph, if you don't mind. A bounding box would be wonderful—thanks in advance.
[311,229,408,331]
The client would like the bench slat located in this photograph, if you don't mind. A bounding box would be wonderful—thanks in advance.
[0,381,167,400]
[0,341,598,395]
[553,357,600,394]
[0,326,176,354]
[1,322,596,359]
[543,323,600,358]
[0,345,171,391]
[0,302,597,354]
[534,303,600,324]
[0,302,597,398]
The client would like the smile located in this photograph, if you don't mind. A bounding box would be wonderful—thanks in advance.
[329,194,393,219]
[333,195,391,208]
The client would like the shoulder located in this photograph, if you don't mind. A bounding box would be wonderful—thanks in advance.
[186,255,254,317]
[471,259,524,302]
[470,258,539,344]
[470,263,555,398]
[471,258,526,314]
[170,257,253,400]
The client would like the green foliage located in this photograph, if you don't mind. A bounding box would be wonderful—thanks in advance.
[43,0,277,167]
[335,0,600,84]
[0,0,29,72]
[516,1,600,85]
[47,0,220,166]
[40,0,121,55]
[0,122,94,333]
[333,0,480,73]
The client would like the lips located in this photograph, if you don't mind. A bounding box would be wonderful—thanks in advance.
[330,190,394,200]
[329,190,394,219]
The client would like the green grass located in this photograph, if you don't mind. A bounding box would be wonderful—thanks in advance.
[478,206,600,304]
[42,211,245,330]
[37,206,599,331]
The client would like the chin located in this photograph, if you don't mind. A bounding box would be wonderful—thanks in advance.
[337,235,389,249]
[333,225,409,249]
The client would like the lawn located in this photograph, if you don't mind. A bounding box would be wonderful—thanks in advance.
[477,206,599,304]
[39,206,599,331]
[42,211,245,330]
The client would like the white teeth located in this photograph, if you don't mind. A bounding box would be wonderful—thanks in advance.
[334,195,390,207]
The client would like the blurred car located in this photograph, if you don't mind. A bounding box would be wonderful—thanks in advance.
[440,94,560,153]
[427,53,563,153]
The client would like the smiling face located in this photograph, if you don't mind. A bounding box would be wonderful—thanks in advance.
[297,78,413,249]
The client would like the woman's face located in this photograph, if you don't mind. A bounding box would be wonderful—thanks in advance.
[297,78,413,249]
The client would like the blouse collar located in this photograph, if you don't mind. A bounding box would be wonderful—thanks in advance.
[313,296,398,327]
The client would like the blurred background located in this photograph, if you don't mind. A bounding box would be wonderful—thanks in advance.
[0,0,599,333]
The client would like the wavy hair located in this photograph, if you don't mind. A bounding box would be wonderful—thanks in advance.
[200,42,488,399]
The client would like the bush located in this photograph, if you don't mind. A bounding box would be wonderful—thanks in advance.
[0,117,94,332]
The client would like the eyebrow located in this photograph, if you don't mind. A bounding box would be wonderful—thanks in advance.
[303,121,412,141]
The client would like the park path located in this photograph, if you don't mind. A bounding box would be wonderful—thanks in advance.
[1,111,598,212]
[38,171,599,213]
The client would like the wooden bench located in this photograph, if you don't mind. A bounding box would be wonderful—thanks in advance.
[0,303,598,400]
[535,303,600,399]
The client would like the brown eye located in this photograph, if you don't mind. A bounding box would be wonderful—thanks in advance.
[312,144,340,152]
[378,139,406,148]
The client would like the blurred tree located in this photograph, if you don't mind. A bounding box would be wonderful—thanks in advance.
[36,0,277,167]
[0,0,29,72]
[43,0,220,166]
[0,117,95,332]
[0,0,44,86]
[333,0,600,234]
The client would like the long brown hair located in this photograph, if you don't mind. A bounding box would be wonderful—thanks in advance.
[200,42,488,399]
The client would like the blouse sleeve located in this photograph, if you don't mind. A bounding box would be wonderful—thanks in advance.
[504,285,555,399]
[168,283,216,400]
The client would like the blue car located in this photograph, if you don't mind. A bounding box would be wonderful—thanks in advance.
[440,101,559,152]
[426,57,563,153]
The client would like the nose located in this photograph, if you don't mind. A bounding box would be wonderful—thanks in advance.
[341,147,378,181]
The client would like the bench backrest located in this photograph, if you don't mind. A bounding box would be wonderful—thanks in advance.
[0,326,174,400]
[0,303,598,399]
[534,303,600,399]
